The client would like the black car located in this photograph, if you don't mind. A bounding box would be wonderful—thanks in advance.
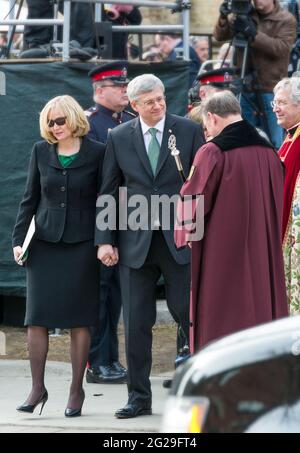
[161,316,300,433]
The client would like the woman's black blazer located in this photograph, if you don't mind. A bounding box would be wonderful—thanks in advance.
[12,136,105,246]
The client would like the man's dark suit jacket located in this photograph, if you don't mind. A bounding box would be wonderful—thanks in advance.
[95,113,205,268]
[13,136,105,247]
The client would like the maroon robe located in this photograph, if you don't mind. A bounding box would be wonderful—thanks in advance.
[175,121,288,353]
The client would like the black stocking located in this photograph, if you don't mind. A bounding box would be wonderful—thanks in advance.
[26,326,48,404]
[67,327,91,410]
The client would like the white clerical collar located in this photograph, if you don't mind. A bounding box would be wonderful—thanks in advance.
[140,116,166,136]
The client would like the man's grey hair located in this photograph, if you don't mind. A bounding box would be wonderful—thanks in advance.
[92,81,112,102]
[192,35,209,45]
[273,77,300,104]
[127,74,165,102]
[201,91,241,118]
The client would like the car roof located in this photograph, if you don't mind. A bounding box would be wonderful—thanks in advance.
[176,316,300,396]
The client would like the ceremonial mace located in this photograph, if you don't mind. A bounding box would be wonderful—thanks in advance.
[168,134,186,183]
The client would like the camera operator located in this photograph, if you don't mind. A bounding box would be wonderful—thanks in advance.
[214,0,297,150]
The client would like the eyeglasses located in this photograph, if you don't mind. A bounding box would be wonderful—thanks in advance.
[271,100,289,108]
[137,95,166,108]
[101,84,128,89]
[47,116,67,128]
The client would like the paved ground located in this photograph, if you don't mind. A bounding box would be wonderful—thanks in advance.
[0,301,176,433]
[0,360,173,433]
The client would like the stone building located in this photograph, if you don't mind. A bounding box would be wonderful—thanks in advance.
[135,0,221,56]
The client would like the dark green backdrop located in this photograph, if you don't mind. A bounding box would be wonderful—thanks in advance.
[0,60,189,297]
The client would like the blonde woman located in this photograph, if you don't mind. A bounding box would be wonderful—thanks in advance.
[12,95,105,417]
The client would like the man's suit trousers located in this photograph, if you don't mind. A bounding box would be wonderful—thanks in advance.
[119,230,190,406]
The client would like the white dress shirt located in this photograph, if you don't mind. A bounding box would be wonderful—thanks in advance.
[139,116,166,228]
[139,116,166,153]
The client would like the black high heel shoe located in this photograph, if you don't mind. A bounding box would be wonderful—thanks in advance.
[16,390,48,415]
[64,407,82,417]
[65,390,85,418]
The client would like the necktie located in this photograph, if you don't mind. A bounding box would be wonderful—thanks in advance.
[148,128,160,175]
[112,112,122,123]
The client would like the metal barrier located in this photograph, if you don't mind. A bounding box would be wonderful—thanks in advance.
[0,70,5,94]
[0,0,191,61]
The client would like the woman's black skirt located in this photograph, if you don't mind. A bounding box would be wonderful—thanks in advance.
[25,238,100,328]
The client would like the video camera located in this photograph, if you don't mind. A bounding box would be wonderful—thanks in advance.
[227,0,252,15]
[227,0,254,48]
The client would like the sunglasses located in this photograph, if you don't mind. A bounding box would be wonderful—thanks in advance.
[47,116,67,128]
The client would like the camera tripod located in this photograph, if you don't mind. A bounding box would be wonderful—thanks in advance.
[232,34,273,143]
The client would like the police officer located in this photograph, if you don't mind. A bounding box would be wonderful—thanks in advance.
[85,61,135,384]
[86,61,134,143]
[190,67,271,144]
[189,67,238,108]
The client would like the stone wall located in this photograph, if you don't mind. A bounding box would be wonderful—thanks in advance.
[138,0,221,48]
[139,0,220,33]
[190,0,220,33]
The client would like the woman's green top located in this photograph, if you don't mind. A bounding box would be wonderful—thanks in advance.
[58,152,79,167]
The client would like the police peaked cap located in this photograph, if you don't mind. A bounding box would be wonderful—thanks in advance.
[197,67,237,88]
[88,60,129,84]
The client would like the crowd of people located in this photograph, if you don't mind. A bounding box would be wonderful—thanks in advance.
[9,0,300,420]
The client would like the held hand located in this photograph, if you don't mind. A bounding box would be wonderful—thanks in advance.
[113,247,119,262]
[114,4,134,15]
[233,16,257,41]
[106,4,133,20]
[97,244,119,266]
[13,246,23,266]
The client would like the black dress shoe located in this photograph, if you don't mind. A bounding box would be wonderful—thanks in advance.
[115,403,152,419]
[19,47,50,58]
[111,361,127,378]
[162,379,173,389]
[86,365,126,384]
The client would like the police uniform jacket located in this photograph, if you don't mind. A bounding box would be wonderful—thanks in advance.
[13,136,105,247]
[86,104,135,143]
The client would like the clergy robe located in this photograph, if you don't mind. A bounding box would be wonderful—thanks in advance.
[279,126,300,242]
[279,126,300,314]
[175,120,288,353]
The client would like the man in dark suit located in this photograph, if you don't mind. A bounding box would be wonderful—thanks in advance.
[85,61,135,384]
[95,74,204,418]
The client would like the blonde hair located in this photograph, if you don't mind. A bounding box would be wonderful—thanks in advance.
[39,95,90,144]
[188,105,203,124]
